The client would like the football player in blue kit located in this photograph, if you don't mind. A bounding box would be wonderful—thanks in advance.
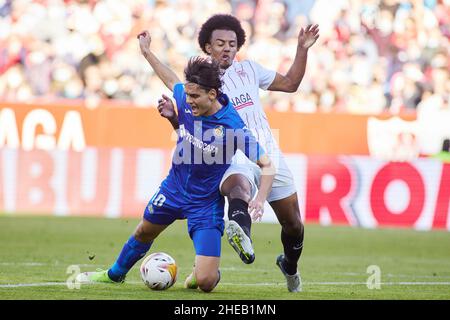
[76,56,275,293]
[137,17,319,292]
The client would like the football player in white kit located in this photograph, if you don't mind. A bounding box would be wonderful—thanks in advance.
[138,14,319,292]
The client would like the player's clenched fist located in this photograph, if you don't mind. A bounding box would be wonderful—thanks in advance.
[137,30,152,55]
[157,94,176,120]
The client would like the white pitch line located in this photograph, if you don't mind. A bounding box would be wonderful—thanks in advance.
[0,262,47,266]
[2,262,450,288]
[0,263,270,272]
[219,282,450,286]
[0,282,68,288]
[2,281,450,289]
[338,272,450,279]
[0,262,106,267]
[4,263,450,279]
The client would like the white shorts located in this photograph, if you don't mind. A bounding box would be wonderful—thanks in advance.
[219,150,296,203]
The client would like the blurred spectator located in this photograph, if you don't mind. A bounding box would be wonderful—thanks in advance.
[0,0,448,114]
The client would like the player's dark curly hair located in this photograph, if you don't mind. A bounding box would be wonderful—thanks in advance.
[198,14,246,54]
[184,56,223,95]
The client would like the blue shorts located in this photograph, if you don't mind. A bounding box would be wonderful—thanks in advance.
[143,181,224,257]
[191,228,222,257]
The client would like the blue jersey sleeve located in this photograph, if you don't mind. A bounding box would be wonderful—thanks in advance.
[173,83,187,118]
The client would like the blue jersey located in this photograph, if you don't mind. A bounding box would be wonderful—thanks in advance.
[144,83,265,243]
[164,83,265,208]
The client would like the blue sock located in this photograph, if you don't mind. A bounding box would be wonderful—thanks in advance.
[108,235,152,282]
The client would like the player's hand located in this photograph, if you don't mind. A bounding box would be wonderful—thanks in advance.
[298,24,319,49]
[249,198,264,222]
[137,30,152,55]
[157,94,176,120]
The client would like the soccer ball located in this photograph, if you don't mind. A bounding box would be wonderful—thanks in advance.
[140,252,178,290]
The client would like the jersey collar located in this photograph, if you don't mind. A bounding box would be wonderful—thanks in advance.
[196,93,231,120]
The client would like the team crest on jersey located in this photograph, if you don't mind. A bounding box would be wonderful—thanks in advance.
[214,125,225,138]
[147,204,154,214]
[237,69,247,78]
[236,65,247,78]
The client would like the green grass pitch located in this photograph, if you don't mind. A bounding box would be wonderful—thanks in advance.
[0,215,449,300]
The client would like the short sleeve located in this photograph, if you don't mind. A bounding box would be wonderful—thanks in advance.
[251,60,276,90]
[173,82,187,115]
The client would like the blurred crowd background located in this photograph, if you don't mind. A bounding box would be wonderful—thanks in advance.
[0,0,449,115]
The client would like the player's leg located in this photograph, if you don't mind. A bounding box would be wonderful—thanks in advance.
[106,219,169,282]
[220,168,256,264]
[265,154,304,292]
[76,219,169,284]
[185,255,221,293]
[76,186,179,284]
[184,228,222,292]
[270,192,304,292]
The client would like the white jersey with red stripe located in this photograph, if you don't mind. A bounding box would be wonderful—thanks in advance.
[219,60,296,202]
[221,60,278,156]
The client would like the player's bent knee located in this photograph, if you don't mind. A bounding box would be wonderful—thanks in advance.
[198,284,214,293]
[228,184,251,202]
[197,276,218,293]
[196,271,219,293]
[221,175,252,201]
[281,217,304,236]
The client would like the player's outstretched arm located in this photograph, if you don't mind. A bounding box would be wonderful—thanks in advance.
[268,24,319,93]
[138,31,181,92]
[157,94,179,130]
[249,154,275,221]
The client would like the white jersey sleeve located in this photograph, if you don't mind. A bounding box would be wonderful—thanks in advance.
[251,60,277,90]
